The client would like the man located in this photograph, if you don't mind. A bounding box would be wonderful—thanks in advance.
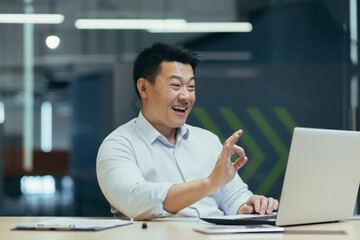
[97,42,278,220]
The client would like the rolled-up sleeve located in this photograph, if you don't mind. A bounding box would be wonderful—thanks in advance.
[96,137,174,220]
[219,173,253,215]
[210,136,253,215]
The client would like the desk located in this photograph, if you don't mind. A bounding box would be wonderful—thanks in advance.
[1,217,359,240]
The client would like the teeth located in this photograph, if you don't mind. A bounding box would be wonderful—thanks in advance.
[172,107,186,111]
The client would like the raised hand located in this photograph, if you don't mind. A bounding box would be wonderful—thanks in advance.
[208,130,248,189]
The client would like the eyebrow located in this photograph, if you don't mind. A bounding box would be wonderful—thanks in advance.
[170,75,196,82]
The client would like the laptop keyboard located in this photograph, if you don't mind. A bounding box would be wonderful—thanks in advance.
[243,215,276,220]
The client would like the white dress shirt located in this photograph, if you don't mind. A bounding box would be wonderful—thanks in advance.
[96,111,253,220]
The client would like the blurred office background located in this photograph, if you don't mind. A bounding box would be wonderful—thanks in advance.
[0,0,359,216]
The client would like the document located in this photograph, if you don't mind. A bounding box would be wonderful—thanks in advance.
[15,218,133,231]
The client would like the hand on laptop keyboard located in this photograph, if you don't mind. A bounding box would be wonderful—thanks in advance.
[238,194,279,215]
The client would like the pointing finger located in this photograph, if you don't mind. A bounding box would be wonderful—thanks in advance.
[226,130,243,146]
[232,145,246,158]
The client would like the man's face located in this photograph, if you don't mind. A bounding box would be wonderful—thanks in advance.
[141,61,196,136]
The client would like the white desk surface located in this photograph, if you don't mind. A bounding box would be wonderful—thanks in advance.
[1,216,359,240]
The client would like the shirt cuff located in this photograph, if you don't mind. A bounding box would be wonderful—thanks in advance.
[228,192,253,215]
[151,182,174,216]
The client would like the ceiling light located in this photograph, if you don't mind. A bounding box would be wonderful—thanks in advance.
[0,14,64,24]
[46,35,60,49]
[74,19,252,33]
[148,22,253,33]
[75,19,186,30]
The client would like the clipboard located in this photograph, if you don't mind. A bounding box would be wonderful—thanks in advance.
[14,218,133,231]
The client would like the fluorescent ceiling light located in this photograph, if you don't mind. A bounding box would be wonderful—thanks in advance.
[75,19,187,30]
[0,14,64,24]
[74,19,252,33]
[148,22,253,33]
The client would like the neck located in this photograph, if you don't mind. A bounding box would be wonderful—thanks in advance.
[141,110,177,145]
[166,128,177,145]
[155,124,177,144]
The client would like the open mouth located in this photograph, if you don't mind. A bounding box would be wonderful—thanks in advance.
[172,106,186,113]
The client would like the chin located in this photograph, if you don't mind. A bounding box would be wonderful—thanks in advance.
[174,123,186,128]
[170,115,189,127]
[172,121,186,128]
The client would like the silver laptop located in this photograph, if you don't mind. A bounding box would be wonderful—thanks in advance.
[201,127,360,226]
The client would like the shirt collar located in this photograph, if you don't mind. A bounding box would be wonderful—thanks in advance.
[177,123,190,141]
[136,110,189,145]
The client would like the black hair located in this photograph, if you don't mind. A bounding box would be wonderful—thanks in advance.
[133,42,200,98]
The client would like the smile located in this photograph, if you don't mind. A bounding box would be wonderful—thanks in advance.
[172,106,186,113]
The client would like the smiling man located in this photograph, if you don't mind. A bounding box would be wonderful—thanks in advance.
[96,43,278,220]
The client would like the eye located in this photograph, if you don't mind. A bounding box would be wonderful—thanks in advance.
[188,85,195,91]
[171,84,181,89]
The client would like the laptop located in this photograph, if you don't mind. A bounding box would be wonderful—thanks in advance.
[201,127,360,226]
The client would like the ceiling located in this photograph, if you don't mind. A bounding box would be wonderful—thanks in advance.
[0,0,347,107]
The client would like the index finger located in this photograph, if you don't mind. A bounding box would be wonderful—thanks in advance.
[226,130,243,146]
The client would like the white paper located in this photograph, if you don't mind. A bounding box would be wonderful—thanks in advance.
[16,218,133,231]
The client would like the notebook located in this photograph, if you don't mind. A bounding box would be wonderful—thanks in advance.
[201,127,360,226]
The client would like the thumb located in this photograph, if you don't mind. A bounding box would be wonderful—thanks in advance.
[244,205,254,214]
[239,204,254,214]
[233,156,248,171]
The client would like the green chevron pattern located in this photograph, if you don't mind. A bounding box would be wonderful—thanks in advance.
[273,107,297,134]
[192,107,226,143]
[192,106,296,196]
[246,107,288,195]
[218,107,265,183]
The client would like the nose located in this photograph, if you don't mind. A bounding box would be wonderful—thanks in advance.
[179,87,191,102]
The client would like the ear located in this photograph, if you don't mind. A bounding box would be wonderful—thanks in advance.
[137,78,149,99]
